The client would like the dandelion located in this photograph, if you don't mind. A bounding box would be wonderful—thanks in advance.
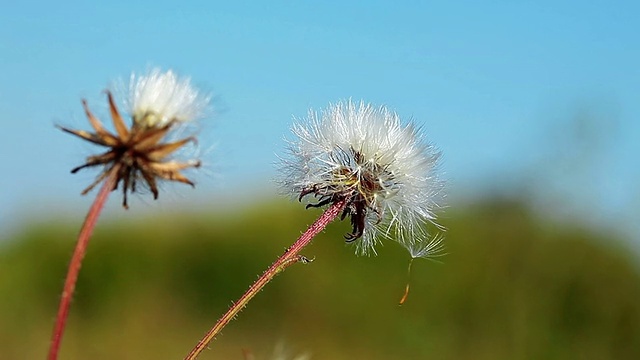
[281,100,443,255]
[185,100,443,360]
[59,68,210,208]
[50,68,210,360]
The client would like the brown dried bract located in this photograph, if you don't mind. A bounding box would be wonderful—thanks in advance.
[299,149,385,242]
[59,91,200,208]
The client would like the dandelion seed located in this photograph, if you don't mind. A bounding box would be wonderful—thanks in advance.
[58,68,211,208]
[280,100,444,255]
[406,233,446,260]
[399,235,446,305]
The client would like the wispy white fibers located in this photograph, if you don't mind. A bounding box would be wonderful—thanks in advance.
[128,68,210,127]
[280,100,444,256]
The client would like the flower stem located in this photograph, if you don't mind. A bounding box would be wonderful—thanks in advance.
[184,199,347,360]
[48,164,120,360]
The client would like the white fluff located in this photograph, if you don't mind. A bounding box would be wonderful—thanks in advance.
[281,100,444,256]
[128,68,209,127]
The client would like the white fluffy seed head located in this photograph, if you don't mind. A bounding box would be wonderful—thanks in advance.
[280,100,444,256]
[128,68,210,127]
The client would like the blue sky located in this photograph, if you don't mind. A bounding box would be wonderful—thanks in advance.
[1,1,639,242]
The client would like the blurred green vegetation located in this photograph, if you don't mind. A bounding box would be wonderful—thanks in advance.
[1,197,639,359]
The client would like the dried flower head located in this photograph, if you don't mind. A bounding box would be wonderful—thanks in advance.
[281,100,443,255]
[59,68,210,208]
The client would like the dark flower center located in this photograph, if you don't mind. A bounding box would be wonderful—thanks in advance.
[299,148,391,242]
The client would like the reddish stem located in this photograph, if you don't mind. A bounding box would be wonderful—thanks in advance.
[48,165,120,360]
[184,199,347,360]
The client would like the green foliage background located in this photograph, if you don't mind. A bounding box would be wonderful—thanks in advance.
[1,198,639,359]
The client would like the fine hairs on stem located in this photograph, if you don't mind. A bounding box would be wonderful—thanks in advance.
[185,200,347,360]
[186,100,444,358]
[49,68,209,360]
